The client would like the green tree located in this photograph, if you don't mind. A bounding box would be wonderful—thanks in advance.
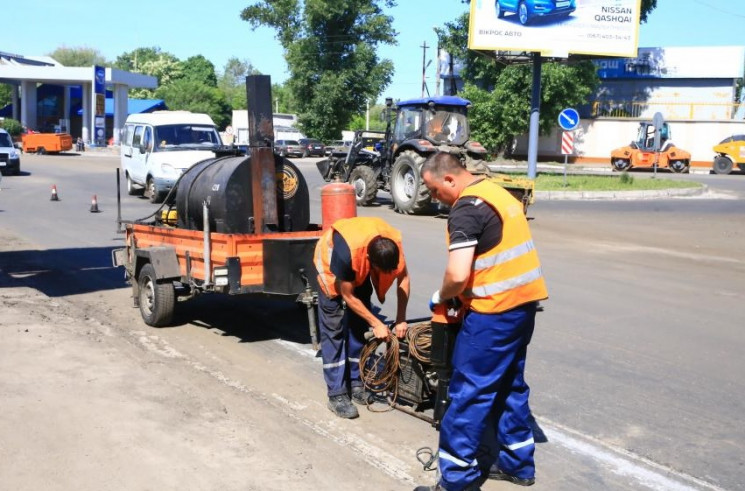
[114,47,183,98]
[48,46,108,66]
[155,78,232,129]
[348,102,387,132]
[218,58,262,110]
[0,118,23,136]
[0,84,11,109]
[181,55,218,87]
[240,0,397,141]
[271,82,296,114]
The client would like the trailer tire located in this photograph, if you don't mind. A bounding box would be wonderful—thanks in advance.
[37,147,46,155]
[137,263,175,327]
[390,150,431,214]
[349,165,378,206]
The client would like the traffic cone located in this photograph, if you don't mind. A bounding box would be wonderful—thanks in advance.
[90,195,100,213]
[50,185,60,201]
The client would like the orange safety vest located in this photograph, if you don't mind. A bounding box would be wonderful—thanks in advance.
[455,179,548,313]
[314,217,406,302]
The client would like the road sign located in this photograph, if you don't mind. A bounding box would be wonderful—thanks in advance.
[561,131,574,155]
[558,108,579,131]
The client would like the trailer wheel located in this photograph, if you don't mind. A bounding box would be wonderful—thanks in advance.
[390,150,431,214]
[612,158,630,172]
[37,147,46,155]
[137,263,175,327]
[713,155,733,175]
[349,166,378,206]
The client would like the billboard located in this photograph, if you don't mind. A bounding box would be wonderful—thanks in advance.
[468,0,642,57]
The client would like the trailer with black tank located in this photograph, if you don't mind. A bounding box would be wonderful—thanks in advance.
[112,76,460,430]
[317,96,535,215]
[111,76,334,347]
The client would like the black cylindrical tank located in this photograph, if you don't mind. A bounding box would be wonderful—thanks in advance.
[175,154,310,233]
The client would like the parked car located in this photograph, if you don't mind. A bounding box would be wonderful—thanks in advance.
[0,128,21,175]
[325,139,353,156]
[297,138,326,158]
[274,139,304,158]
[495,0,576,26]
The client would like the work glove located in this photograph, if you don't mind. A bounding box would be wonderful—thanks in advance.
[429,290,443,312]
[429,290,462,312]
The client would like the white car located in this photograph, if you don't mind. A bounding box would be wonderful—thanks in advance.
[0,128,21,176]
[120,111,222,203]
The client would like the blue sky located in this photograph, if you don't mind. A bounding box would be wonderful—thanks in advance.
[3,0,744,102]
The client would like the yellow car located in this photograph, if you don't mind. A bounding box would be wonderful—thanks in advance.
[712,134,745,174]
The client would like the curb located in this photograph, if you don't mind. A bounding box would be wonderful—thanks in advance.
[535,185,707,201]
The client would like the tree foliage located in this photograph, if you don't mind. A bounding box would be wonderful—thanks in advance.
[241,0,397,140]
[0,83,11,109]
[155,78,232,129]
[47,46,108,67]
[218,58,262,110]
[181,55,218,87]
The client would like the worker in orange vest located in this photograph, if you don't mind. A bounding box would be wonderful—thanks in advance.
[313,217,411,419]
[415,152,548,491]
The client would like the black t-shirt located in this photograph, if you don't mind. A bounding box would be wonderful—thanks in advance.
[447,180,504,254]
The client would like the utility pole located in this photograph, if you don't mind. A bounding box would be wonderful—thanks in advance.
[435,43,441,96]
[421,41,430,98]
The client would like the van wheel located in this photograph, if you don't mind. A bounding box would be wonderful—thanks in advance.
[147,177,164,203]
[126,173,143,195]
[137,263,175,327]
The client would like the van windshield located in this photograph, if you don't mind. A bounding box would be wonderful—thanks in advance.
[153,124,222,151]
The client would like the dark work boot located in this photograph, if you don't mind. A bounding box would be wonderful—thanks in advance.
[327,394,359,419]
[351,386,374,405]
[488,468,535,486]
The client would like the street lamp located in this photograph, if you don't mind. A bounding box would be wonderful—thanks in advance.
[433,26,441,97]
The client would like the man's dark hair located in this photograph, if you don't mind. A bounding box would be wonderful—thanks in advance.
[421,151,466,179]
[368,236,399,272]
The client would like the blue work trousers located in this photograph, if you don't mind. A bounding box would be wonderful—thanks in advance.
[438,303,537,491]
[317,281,372,397]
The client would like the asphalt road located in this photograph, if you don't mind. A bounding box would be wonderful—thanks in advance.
[1,152,743,490]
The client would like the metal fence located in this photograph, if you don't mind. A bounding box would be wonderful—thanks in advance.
[590,101,745,121]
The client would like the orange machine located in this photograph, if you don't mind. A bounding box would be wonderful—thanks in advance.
[21,133,73,154]
[610,122,691,173]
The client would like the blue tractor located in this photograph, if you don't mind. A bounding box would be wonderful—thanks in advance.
[318,96,532,215]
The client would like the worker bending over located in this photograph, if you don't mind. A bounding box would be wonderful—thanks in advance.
[415,153,548,491]
[313,216,410,419]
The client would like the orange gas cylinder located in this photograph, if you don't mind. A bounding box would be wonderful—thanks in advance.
[321,182,356,230]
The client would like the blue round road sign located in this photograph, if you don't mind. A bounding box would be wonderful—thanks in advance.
[558,108,580,131]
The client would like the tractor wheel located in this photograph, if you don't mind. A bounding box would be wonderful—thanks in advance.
[713,156,733,175]
[669,160,689,173]
[126,173,143,196]
[495,1,505,18]
[349,166,378,206]
[518,1,531,25]
[612,158,630,172]
[137,263,175,327]
[147,177,164,204]
[390,150,431,215]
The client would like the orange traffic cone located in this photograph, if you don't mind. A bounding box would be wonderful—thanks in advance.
[50,185,60,201]
[90,195,100,213]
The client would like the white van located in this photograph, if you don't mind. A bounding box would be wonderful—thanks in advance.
[121,111,222,203]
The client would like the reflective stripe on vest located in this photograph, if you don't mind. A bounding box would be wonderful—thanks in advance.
[457,180,547,313]
[313,217,405,300]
